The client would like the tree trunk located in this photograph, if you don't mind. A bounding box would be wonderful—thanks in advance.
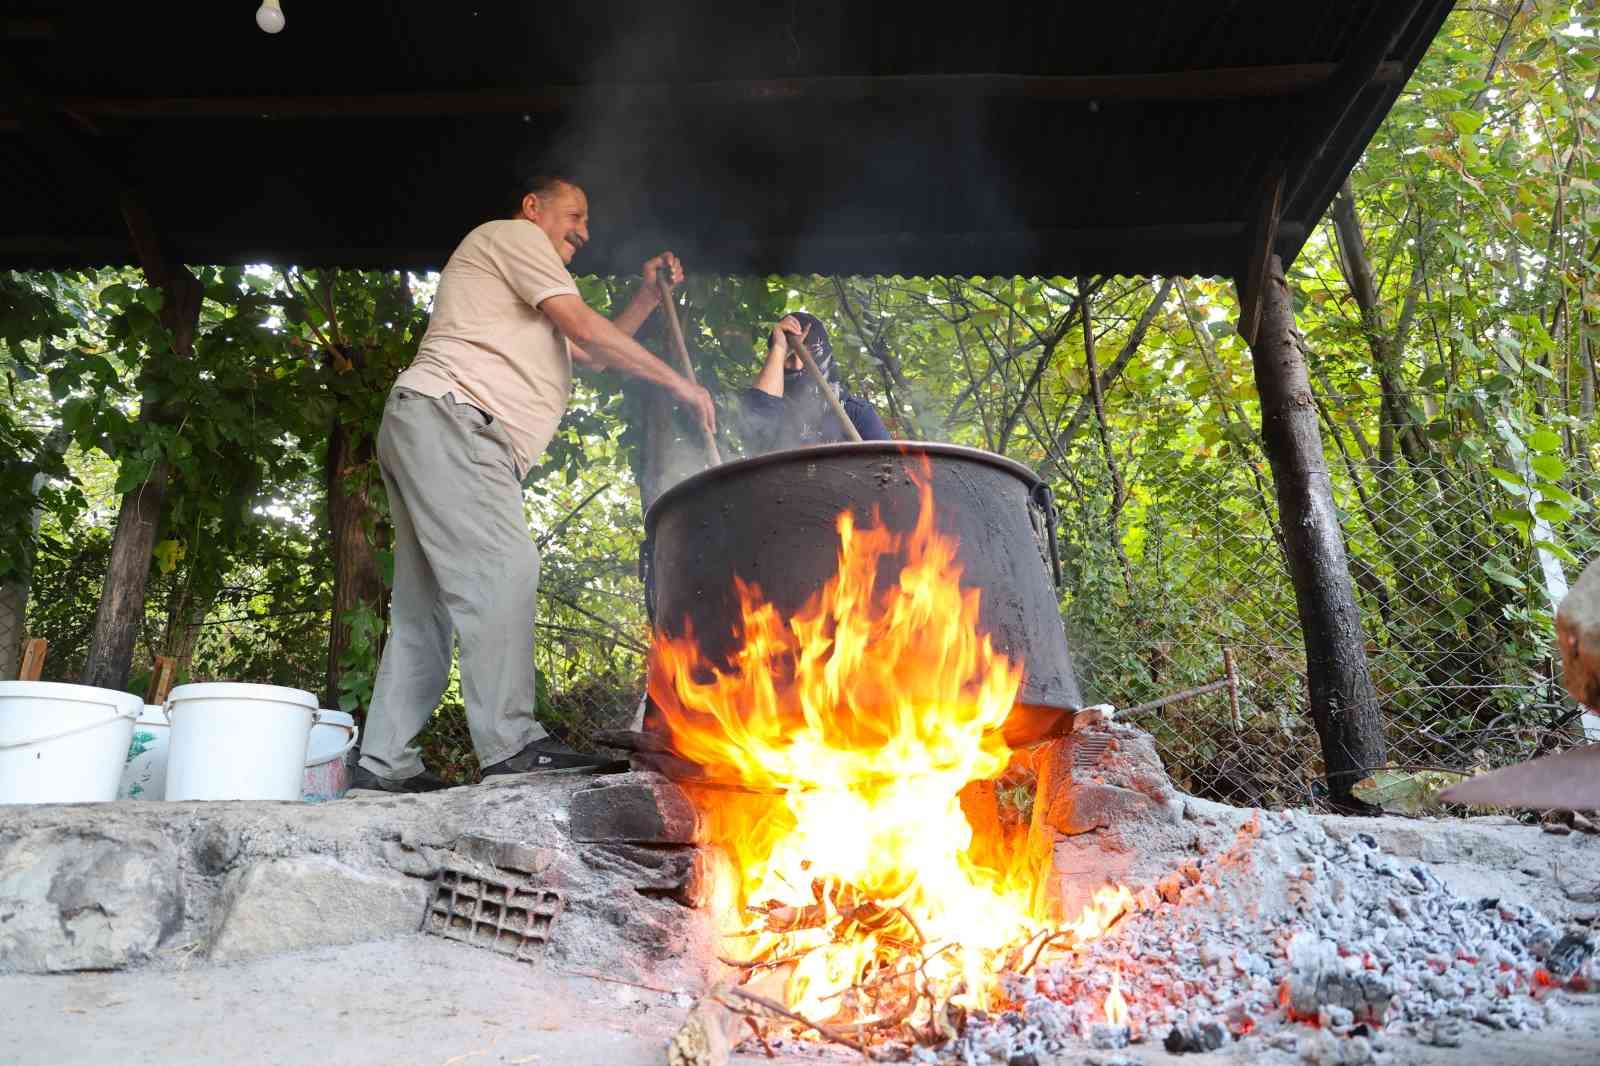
[0,429,69,680]
[1244,255,1387,807]
[81,265,202,691]
[324,388,386,711]
[81,461,171,689]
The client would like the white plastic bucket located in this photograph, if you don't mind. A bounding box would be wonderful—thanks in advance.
[301,710,358,803]
[118,705,171,800]
[163,682,318,801]
[0,681,143,804]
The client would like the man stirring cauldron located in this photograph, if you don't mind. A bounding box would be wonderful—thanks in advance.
[349,172,715,793]
[740,311,890,452]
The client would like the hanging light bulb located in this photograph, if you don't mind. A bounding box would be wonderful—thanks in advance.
[255,0,285,33]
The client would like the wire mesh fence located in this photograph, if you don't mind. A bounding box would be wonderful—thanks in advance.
[15,393,1596,808]
[534,437,1597,811]
[1057,396,1599,811]
[0,585,24,680]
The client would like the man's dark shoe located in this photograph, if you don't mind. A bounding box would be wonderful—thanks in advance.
[481,738,629,776]
[347,765,451,793]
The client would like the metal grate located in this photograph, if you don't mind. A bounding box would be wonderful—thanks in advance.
[423,864,563,962]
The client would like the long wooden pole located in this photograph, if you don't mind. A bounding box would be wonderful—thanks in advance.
[653,279,721,467]
[784,334,863,443]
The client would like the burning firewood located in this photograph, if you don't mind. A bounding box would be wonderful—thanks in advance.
[665,989,738,1066]
[666,983,884,1066]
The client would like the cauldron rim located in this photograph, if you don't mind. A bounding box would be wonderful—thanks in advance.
[644,441,1045,536]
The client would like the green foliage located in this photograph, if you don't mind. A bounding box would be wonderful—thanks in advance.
[336,603,384,713]
[5,1,1594,798]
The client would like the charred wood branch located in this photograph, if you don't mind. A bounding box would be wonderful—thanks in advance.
[1236,170,1285,349]
[1244,255,1385,806]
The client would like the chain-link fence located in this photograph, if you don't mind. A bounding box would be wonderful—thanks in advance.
[536,418,1597,811]
[17,393,1596,806]
[1058,394,1599,810]
[0,583,24,680]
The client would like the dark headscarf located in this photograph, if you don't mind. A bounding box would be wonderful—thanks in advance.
[778,311,848,446]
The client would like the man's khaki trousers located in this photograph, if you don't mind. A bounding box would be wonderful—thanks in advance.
[357,387,545,780]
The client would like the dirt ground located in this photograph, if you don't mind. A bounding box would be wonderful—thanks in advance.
[4,933,1597,1066]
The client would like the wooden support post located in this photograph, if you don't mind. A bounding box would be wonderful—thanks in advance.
[18,637,47,682]
[1236,169,1284,349]
[145,655,178,705]
[1243,254,1386,808]
[1223,647,1242,733]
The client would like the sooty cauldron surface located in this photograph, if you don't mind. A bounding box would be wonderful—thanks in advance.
[642,442,1082,715]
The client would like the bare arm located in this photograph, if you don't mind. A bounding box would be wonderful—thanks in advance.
[569,251,681,368]
[752,315,806,397]
[541,293,715,433]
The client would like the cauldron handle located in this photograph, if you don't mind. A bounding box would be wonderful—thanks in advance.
[638,537,657,623]
[1028,481,1063,589]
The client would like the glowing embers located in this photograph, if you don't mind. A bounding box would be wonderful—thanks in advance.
[648,460,1131,1029]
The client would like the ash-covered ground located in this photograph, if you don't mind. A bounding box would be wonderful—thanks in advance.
[733,722,1600,1066]
[942,809,1597,1066]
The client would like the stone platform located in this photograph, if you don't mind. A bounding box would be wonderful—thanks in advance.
[0,771,715,986]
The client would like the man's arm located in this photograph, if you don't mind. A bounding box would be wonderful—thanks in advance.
[569,252,680,366]
[541,293,716,434]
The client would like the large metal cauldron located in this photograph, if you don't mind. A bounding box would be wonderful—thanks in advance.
[642,443,1083,730]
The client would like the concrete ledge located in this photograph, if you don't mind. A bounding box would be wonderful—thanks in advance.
[0,772,714,986]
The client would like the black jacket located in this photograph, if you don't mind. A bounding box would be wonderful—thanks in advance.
[739,385,891,454]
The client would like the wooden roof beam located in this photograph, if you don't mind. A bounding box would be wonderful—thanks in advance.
[0,62,1409,123]
[1281,0,1430,218]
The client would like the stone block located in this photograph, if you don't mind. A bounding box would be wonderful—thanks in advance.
[454,833,559,876]
[208,856,429,962]
[0,825,182,973]
[1045,782,1169,836]
[583,844,715,908]
[381,840,439,879]
[569,773,702,844]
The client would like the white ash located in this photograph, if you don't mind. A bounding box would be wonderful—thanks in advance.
[932,810,1599,1064]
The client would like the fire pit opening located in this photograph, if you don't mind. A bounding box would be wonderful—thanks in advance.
[626,443,1599,1062]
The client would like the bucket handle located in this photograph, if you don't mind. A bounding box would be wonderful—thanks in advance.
[163,699,325,724]
[0,701,141,751]
[638,537,656,624]
[322,716,359,762]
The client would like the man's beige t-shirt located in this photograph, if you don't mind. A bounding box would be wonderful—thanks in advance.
[395,219,579,477]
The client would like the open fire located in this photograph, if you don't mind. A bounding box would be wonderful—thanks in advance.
[647,462,1132,1030]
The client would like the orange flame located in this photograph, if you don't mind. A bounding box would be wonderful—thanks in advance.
[1104,968,1130,1027]
[649,463,1131,1022]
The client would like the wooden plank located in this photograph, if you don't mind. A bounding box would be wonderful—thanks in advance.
[3,62,1408,123]
[1236,170,1285,349]
[145,656,178,705]
[18,637,46,681]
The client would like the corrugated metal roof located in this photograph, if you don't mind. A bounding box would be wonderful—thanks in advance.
[0,1,1455,277]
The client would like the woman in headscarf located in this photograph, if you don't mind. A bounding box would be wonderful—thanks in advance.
[740,311,890,454]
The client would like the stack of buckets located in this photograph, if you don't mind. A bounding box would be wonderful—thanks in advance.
[0,680,358,805]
